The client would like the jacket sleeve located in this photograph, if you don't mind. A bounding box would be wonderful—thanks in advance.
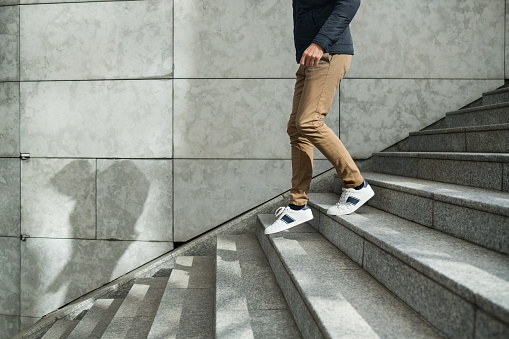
[312,0,361,51]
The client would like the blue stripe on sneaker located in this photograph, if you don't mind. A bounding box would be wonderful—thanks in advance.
[346,196,360,205]
[281,214,295,224]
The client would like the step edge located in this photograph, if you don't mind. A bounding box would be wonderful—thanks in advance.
[362,172,509,217]
[307,196,509,325]
[373,151,509,162]
[409,123,509,136]
[446,101,509,116]
[256,215,442,338]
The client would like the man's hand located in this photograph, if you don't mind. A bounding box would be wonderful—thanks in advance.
[300,43,324,67]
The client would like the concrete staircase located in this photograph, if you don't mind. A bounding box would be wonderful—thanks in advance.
[14,87,509,338]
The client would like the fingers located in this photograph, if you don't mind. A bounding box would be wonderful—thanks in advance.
[299,44,324,67]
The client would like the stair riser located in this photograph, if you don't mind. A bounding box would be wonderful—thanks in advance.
[315,211,473,339]
[372,156,508,192]
[255,227,325,339]
[366,185,509,255]
[483,91,509,106]
[446,107,509,128]
[409,130,509,153]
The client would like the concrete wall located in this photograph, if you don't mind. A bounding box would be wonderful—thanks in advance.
[0,0,506,336]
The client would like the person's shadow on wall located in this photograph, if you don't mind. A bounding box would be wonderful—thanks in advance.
[44,159,150,310]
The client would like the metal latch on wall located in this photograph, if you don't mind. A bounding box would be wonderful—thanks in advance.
[20,153,30,160]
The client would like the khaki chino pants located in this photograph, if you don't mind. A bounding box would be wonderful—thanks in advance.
[287,53,363,206]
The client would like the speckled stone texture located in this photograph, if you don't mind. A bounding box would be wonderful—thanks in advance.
[257,215,442,338]
[373,153,506,191]
[483,87,509,106]
[0,158,20,236]
[0,82,19,156]
[20,0,172,80]
[20,80,172,158]
[21,158,96,239]
[174,79,339,159]
[20,238,173,318]
[174,0,294,78]
[417,157,503,190]
[349,0,504,79]
[504,164,509,192]
[476,310,509,339]
[445,103,509,128]
[66,299,123,339]
[363,242,475,338]
[101,278,168,339]
[216,235,300,339]
[256,222,324,339]
[148,257,215,339]
[0,6,19,81]
[97,160,173,241]
[466,128,509,153]
[319,214,364,266]
[368,185,433,227]
[340,79,503,158]
[309,194,509,335]
[434,201,509,255]
[409,130,466,152]
[173,159,332,242]
[41,320,78,339]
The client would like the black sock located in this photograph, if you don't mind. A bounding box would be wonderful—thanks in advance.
[289,203,306,210]
[354,180,366,190]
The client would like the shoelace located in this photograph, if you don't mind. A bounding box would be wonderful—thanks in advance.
[275,206,286,218]
[338,188,349,205]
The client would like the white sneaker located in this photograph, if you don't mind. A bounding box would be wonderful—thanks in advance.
[327,181,375,216]
[264,205,313,235]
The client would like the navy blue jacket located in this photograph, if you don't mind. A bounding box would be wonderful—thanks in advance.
[293,0,361,63]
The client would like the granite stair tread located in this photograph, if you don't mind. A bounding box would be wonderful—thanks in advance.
[407,123,509,152]
[409,122,509,135]
[66,298,123,339]
[444,101,509,128]
[371,152,509,192]
[216,234,301,339]
[373,151,509,162]
[446,101,509,116]
[362,171,509,217]
[100,277,168,339]
[359,172,509,254]
[147,256,215,339]
[40,319,79,339]
[256,215,443,339]
[482,86,509,105]
[307,194,509,332]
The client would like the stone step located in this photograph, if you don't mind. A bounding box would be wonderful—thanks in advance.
[307,194,509,338]
[40,320,79,339]
[445,102,509,128]
[101,277,168,339]
[256,215,442,339]
[371,152,509,192]
[483,87,509,106]
[66,298,123,339]
[352,172,509,254]
[216,234,300,339]
[148,256,215,338]
[408,123,509,153]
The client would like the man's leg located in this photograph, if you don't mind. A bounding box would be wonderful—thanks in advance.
[287,65,315,206]
[264,66,315,235]
[291,53,374,216]
[293,54,363,193]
